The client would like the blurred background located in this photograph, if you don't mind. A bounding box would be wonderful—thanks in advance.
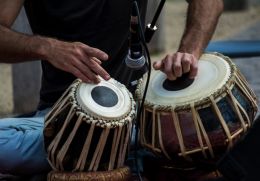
[1,0,260,118]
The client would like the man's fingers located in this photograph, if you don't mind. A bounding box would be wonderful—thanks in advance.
[91,57,102,64]
[70,65,93,83]
[90,61,111,81]
[189,66,198,79]
[82,47,111,80]
[84,46,108,61]
[85,58,110,80]
[72,42,110,81]
[74,42,108,61]
[153,52,199,80]
[172,53,182,77]
[189,56,198,79]
[153,60,163,70]
[182,53,192,73]
[48,41,111,82]
[72,59,101,83]
[164,55,176,80]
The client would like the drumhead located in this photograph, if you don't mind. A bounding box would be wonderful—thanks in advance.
[76,78,133,119]
[138,53,232,108]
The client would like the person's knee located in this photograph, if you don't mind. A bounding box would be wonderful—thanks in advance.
[0,142,51,175]
[0,129,50,175]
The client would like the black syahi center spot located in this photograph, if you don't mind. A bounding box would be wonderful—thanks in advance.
[163,73,194,91]
[91,86,118,107]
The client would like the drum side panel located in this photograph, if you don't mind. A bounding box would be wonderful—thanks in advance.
[178,112,199,150]
[160,114,179,156]
[44,105,72,151]
[232,85,255,121]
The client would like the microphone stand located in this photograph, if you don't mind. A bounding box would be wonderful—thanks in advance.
[114,0,147,93]
[145,0,166,43]
[115,1,166,179]
[114,0,166,90]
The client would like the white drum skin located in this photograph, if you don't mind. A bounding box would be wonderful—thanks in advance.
[77,78,132,120]
[145,53,231,107]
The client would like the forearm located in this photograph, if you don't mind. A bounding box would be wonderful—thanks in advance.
[0,24,49,63]
[178,0,224,58]
[0,23,111,83]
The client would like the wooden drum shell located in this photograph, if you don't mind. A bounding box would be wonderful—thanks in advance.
[136,53,258,167]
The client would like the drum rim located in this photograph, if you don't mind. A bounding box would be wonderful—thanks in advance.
[135,52,238,111]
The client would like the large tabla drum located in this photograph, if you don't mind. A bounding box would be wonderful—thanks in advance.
[44,78,136,180]
[135,53,258,168]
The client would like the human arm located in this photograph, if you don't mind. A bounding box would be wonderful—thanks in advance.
[153,0,224,80]
[0,0,110,83]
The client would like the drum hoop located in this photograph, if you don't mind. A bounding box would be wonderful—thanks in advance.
[135,52,238,112]
[66,79,136,128]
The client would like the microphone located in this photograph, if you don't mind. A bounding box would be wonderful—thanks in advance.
[125,1,146,70]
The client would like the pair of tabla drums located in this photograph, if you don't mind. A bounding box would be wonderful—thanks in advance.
[44,52,257,180]
[136,52,258,169]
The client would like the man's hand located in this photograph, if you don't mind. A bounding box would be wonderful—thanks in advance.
[153,0,223,81]
[44,39,110,84]
[153,52,198,80]
[0,25,110,84]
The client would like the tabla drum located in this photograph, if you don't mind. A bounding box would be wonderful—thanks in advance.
[135,53,258,168]
[43,78,136,180]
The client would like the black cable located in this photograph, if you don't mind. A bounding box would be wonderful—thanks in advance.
[132,1,152,181]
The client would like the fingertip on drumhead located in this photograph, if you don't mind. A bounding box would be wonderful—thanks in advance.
[104,75,111,81]
[189,71,198,79]
[153,61,162,70]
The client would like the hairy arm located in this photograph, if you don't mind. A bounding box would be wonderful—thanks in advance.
[154,0,224,80]
[0,0,45,62]
[0,24,47,62]
[178,0,224,58]
[0,0,110,83]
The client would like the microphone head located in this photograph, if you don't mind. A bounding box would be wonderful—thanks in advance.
[125,54,146,70]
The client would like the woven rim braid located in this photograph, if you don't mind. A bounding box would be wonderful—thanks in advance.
[58,79,136,129]
[47,166,131,181]
[136,52,255,112]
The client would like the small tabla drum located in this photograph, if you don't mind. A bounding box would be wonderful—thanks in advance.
[135,53,258,168]
[44,78,136,180]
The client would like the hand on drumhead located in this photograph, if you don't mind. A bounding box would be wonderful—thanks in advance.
[44,39,110,84]
[153,52,198,80]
